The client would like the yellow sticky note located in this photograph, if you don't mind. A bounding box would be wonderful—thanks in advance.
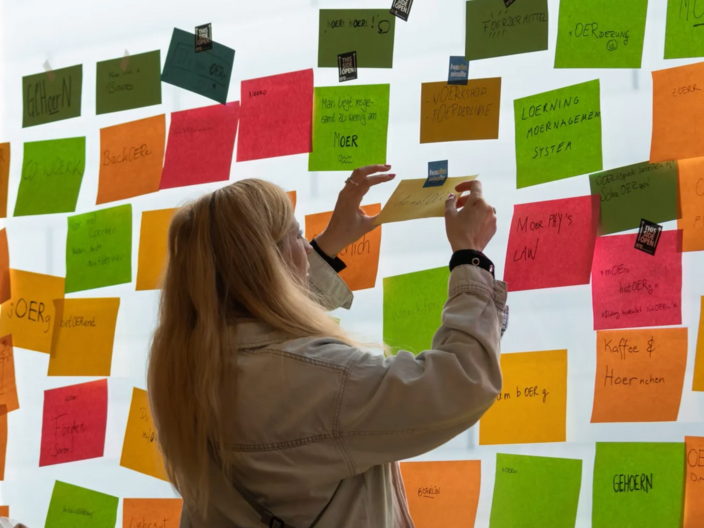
[0,270,64,353]
[48,298,120,376]
[374,176,477,225]
[479,350,567,445]
[120,387,168,481]
[123,498,183,528]
[693,297,704,392]
[136,208,177,291]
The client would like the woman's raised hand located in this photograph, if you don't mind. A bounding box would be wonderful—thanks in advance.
[314,165,396,257]
[444,180,497,253]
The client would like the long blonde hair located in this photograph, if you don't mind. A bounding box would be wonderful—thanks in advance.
[147,179,351,514]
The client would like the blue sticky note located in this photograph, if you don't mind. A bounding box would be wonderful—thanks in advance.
[425,160,448,188]
[448,56,469,85]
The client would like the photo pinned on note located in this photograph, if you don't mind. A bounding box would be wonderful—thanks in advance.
[39,379,108,467]
[634,219,663,256]
[122,498,183,528]
[424,160,448,188]
[338,52,358,82]
[390,0,413,21]
[120,387,168,481]
[136,208,178,291]
[22,64,82,128]
[447,56,469,85]
[45,481,118,528]
[592,328,687,423]
[0,336,18,415]
[96,50,161,115]
[0,143,9,219]
[195,23,212,52]
[677,156,704,252]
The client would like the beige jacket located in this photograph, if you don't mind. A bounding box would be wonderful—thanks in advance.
[180,251,507,528]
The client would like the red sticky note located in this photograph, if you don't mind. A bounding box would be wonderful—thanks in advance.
[160,102,239,189]
[503,195,599,291]
[237,69,313,162]
[39,379,108,467]
[591,230,682,330]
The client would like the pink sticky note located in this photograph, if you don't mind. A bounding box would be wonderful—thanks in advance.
[591,230,682,330]
[160,102,239,189]
[39,379,108,467]
[237,69,313,162]
[503,195,599,291]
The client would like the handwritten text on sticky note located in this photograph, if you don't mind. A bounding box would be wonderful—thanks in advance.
[120,387,168,481]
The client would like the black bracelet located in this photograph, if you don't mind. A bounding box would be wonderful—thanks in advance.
[310,239,347,273]
[449,250,495,277]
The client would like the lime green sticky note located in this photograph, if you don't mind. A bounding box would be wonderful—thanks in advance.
[465,0,549,61]
[489,454,582,528]
[514,80,603,188]
[14,138,85,217]
[318,10,396,68]
[45,480,118,528]
[309,84,390,172]
[66,204,132,293]
[96,50,162,115]
[589,161,679,235]
[22,65,82,128]
[383,266,449,355]
[555,0,648,68]
[665,0,704,59]
[593,442,684,528]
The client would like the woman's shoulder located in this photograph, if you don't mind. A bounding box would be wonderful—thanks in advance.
[274,335,363,371]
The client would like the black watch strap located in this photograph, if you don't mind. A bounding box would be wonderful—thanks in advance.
[310,239,347,273]
[450,250,495,277]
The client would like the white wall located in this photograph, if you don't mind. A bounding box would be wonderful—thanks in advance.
[1,0,703,527]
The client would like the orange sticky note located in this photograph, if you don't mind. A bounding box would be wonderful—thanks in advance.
[693,298,704,392]
[120,387,168,481]
[305,204,381,291]
[0,506,8,517]
[0,230,10,305]
[420,79,501,143]
[0,337,18,414]
[677,157,704,252]
[0,407,6,480]
[0,270,64,353]
[0,143,9,219]
[592,328,687,422]
[287,190,297,211]
[98,115,165,204]
[400,460,481,528]
[136,208,177,291]
[651,62,704,163]
[48,298,120,376]
[480,350,567,445]
[685,436,704,528]
[122,498,183,528]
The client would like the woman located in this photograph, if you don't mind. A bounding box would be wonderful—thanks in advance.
[148,165,506,528]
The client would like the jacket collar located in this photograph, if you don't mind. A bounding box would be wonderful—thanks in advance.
[230,319,290,350]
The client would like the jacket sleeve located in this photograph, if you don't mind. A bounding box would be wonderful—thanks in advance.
[336,264,506,474]
[307,250,354,311]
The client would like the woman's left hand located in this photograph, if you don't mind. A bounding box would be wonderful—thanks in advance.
[314,165,396,257]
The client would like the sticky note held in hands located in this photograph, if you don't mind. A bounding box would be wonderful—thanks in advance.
[45,480,118,528]
[374,176,477,225]
[120,387,168,481]
[592,328,687,422]
[503,195,599,291]
[677,156,704,252]
[96,50,162,115]
[136,208,178,291]
[400,460,481,528]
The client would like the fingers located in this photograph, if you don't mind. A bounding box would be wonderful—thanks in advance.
[444,193,458,217]
[454,179,483,197]
[365,173,396,187]
[351,164,392,181]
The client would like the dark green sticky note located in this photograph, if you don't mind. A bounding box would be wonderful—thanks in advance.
[489,454,582,528]
[309,84,390,171]
[66,204,132,293]
[14,137,85,217]
[318,10,396,68]
[465,0,549,61]
[589,161,678,235]
[593,442,684,528]
[555,0,648,68]
[161,28,235,104]
[45,480,118,528]
[22,65,82,128]
[383,266,449,355]
[96,50,162,114]
[514,79,603,188]
[665,0,704,59]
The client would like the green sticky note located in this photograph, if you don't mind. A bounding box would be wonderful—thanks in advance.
[96,50,162,115]
[665,0,704,59]
[318,10,396,68]
[45,480,118,528]
[22,65,82,128]
[465,0,549,61]
[161,28,235,104]
[66,204,132,293]
[554,0,648,68]
[589,160,679,235]
[514,79,603,188]
[309,84,390,172]
[592,442,684,528]
[383,266,449,355]
[490,454,582,528]
[14,137,85,217]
